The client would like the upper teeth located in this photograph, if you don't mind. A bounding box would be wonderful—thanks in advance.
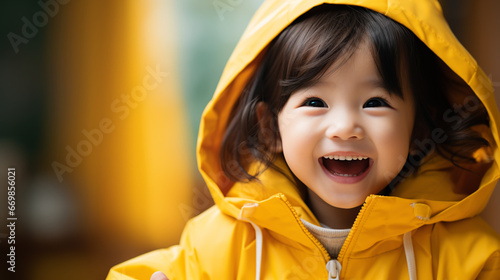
[323,155,368,161]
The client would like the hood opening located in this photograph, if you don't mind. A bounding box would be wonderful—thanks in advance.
[198,0,500,221]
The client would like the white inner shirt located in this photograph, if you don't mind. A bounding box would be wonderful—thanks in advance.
[301,219,351,259]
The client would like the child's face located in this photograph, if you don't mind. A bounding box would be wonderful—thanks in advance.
[278,40,415,209]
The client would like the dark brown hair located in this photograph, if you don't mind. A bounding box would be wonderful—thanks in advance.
[221,4,490,185]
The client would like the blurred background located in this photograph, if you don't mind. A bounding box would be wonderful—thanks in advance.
[0,0,498,279]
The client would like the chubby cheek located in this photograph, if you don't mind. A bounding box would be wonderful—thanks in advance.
[280,125,310,158]
[279,120,317,174]
[279,114,311,147]
[374,118,412,168]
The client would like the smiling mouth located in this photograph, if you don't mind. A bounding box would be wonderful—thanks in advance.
[321,155,370,177]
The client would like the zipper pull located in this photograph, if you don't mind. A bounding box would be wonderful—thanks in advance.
[326,259,341,280]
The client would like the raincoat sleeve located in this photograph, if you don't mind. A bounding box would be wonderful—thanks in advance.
[106,220,197,280]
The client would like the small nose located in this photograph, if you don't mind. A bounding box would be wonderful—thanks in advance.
[325,110,364,140]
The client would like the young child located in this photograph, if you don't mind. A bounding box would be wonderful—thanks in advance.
[108,1,500,279]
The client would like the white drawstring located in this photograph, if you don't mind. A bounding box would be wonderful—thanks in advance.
[238,203,263,280]
[326,259,341,280]
[403,231,417,280]
[249,221,262,280]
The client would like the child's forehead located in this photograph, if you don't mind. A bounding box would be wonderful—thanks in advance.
[321,38,374,70]
[304,40,380,82]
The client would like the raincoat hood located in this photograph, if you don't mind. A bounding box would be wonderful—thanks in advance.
[198,0,499,237]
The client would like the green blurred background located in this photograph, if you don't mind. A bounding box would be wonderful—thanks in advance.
[0,0,498,279]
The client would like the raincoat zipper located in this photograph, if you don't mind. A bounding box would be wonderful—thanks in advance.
[326,259,342,280]
[278,194,375,279]
[337,195,374,262]
[279,194,331,262]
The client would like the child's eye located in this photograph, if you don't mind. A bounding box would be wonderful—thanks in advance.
[363,97,391,108]
[302,98,327,108]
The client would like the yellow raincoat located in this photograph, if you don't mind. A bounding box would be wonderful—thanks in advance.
[107,0,500,279]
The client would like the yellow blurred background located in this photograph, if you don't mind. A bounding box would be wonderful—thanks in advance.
[0,0,498,279]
